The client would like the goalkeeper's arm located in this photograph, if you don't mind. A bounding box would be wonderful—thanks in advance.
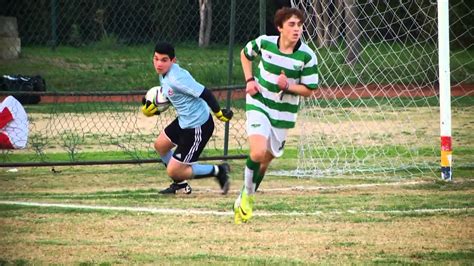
[199,87,233,122]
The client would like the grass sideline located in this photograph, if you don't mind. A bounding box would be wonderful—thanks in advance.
[0,162,473,264]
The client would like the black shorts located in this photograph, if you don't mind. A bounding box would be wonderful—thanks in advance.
[164,115,214,164]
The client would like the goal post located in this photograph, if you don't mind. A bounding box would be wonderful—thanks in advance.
[286,0,471,179]
[438,0,452,181]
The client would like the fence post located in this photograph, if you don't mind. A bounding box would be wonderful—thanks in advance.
[50,0,58,50]
[224,0,236,157]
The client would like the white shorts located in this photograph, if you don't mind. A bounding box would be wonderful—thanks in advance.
[0,96,29,149]
[246,110,288,158]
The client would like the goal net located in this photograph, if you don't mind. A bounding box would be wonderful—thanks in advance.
[287,0,473,178]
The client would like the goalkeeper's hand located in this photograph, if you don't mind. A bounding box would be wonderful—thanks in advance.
[214,109,233,122]
[141,97,160,117]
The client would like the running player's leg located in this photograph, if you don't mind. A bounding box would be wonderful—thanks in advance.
[166,115,230,194]
[242,110,271,195]
[155,130,175,166]
[245,134,268,194]
[234,111,270,223]
[155,118,192,194]
[235,112,288,223]
[254,150,275,191]
[234,134,265,223]
[254,127,287,191]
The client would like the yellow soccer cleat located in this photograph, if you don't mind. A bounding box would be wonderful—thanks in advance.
[234,190,255,224]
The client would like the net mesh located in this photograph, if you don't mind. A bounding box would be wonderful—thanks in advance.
[283,0,473,177]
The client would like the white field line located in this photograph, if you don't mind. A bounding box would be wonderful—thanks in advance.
[202,180,430,194]
[256,180,430,192]
[0,200,472,217]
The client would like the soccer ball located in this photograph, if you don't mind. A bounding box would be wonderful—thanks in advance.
[145,86,170,112]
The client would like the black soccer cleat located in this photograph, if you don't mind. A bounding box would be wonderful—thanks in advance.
[159,181,192,195]
[216,163,231,195]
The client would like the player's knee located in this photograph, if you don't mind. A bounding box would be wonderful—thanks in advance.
[166,166,178,179]
[259,163,269,173]
[154,139,166,154]
[166,164,186,180]
[249,149,266,163]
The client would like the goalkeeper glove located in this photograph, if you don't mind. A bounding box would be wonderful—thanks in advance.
[141,97,160,117]
[214,109,233,122]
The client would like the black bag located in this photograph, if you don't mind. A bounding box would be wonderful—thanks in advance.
[0,75,46,104]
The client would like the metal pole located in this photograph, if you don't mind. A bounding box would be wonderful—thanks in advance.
[438,0,452,181]
[50,0,58,50]
[223,0,236,157]
[260,0,266,35]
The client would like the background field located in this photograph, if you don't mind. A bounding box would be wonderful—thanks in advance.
[1,158,473,264]
[0,44,472,92]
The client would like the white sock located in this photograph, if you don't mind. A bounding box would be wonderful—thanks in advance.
[244,166,256,195]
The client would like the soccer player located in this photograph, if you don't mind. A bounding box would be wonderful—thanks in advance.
[234,7,318,223]
[142,42,234,195]
[0,96,28,149]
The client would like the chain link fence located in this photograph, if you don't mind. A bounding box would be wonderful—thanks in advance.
[0,0,263,90]
[0,0,472,169]
[0,0,268,166]
[14,0,260,46]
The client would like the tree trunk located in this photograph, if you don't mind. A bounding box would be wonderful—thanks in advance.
[299,0,316,40]
[344,0,361,65]
[321,0,331,47]
[306,1,316,40]
[204,0,212,45]
[328,0,343,47]
[314,0,324,48]
[199,0,212,48]
[315,0,340,48]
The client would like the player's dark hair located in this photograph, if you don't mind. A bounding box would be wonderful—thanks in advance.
[274,7,304,28]
[154,42,175,59]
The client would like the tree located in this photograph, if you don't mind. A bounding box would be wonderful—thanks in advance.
[199,0,212,47]
[307,0,361,65]
[344,0,361,65]
[313,0,341,48]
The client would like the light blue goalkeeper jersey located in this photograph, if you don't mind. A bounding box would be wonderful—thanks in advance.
[159,63,209,129]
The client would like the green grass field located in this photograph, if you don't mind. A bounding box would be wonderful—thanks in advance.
[1,42,472,91]
[0,161,473,264]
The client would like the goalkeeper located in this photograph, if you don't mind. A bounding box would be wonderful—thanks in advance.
[142,42,233,195]
[234,7,319,223]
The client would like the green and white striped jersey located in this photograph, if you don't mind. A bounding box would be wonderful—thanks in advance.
[243,35,318,128]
